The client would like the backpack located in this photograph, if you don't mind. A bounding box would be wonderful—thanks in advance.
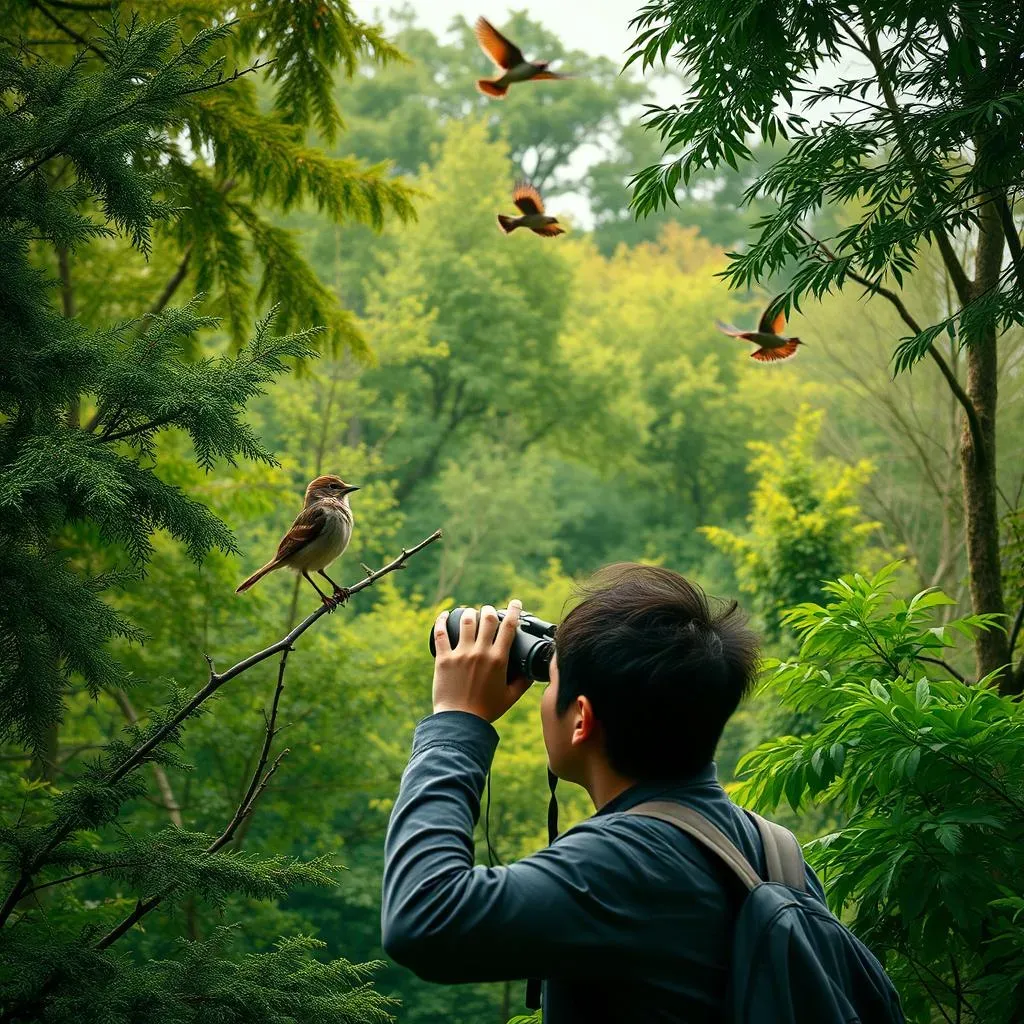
[626,800,905,1024]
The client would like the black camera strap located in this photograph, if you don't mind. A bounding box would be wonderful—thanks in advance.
[525,767,560,1010]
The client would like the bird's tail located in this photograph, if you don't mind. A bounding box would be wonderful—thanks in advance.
[497,214,519,234]
[235,559,281,594]
[476,78,508,98]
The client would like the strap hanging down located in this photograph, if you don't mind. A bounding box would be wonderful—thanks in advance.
[748,811,807,891]
[525,769,561,1011]
[625,800,806,893]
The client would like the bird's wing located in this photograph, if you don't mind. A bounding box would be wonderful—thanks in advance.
[751,340,800,362]
[475,16,524,70]
[715,319,748,337]
[532,222,565,237]
[758,300,786,336]
[529,70,568,81]
[274,504,326,561]
[513,181,545,215]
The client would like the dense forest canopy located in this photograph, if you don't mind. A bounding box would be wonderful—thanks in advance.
[1,1,1022,1023]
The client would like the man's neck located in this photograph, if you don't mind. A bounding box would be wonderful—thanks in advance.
[583,763,638,812]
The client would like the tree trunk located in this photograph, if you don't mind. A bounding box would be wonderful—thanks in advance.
[963,197,1014,692]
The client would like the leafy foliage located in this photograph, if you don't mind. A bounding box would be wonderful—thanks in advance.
[0,8,408,1022]
[702,405,880,639]
[736,565,1022,1021]
[626,0,1024,364]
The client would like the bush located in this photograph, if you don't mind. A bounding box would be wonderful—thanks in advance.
[736,564,1023,1022]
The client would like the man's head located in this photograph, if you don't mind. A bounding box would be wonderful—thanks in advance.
[540,564,759,787]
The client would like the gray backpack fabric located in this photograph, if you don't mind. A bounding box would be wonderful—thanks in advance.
[627,801,905,1024]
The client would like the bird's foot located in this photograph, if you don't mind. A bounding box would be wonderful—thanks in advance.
[331,586,352,605]
[320,593,339,613]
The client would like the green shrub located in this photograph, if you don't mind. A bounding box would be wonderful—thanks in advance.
[736,565,1022,1022]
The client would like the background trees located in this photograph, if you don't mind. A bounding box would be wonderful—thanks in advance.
[628,0,1024,692]
[2,2,1023,1023]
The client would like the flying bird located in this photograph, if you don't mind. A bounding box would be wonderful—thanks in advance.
[235,474,359,610]
[497,181,565,237]
[474,16,568,99]
[715,300,805,362]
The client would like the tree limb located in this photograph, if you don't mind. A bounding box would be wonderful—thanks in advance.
[917,655,969,684]
[147,243,194,319]
[797,225,987,468]
[0,529,442,929]
[842,9,974,306]
[109,689,183,828]
[29,0,106,61]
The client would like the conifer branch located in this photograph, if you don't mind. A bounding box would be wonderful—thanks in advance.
[0,529,442,929]
[179,59,275,98]
[100,412,181,443]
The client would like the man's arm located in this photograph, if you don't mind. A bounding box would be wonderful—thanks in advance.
[381,710,656,984]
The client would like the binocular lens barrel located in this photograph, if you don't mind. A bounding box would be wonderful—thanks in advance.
[428,606,556,683]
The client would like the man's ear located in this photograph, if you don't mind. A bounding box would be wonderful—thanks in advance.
[571,695,596,747]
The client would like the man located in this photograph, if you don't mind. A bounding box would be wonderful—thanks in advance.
[381,564,826,1023]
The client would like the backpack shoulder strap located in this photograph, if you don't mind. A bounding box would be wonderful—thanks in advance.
[747,811,807,891]
[625,800,762,892]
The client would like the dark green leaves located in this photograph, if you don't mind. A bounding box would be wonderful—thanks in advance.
[735,564,1023,1021]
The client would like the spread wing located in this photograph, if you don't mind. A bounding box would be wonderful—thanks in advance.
[529,70,566,81]
[274,504,325,562]
[513,181,545,215]
[532,222,565,237]
[750,340,800,362]
[475,17,524,70]
[758,300,786,336]
[715,319,748,338]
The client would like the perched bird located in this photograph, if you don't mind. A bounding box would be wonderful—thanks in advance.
[474,16,568,99]
[235,474,359,609]
[715,300,805,362]
[497,181,565,237]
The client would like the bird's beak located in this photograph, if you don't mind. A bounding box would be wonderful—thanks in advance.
[342,485,361,495]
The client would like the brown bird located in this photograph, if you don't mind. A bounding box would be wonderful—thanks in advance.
[497,181,565,237]
[474,16,568,99]
[715,300,805,362]
[235,474,358,610]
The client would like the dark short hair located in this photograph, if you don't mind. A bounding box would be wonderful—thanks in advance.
[554,564,760,780]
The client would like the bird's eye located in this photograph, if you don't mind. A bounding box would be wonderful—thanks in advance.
[331,483,341,489]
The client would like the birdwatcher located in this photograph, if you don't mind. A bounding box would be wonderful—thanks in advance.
[381,564,904,1024]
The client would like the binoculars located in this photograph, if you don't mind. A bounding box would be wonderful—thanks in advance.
[428,607,557,682]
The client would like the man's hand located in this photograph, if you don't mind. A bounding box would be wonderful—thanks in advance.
[432,601,533,723]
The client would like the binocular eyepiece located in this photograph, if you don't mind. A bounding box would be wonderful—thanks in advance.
[428,607,557,682]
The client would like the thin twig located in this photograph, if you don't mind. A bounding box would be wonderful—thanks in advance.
[29,0,107,61]
[0,530,442,930]
[917,655,969,684]
[25,865,114,896]
[796,225,986,467]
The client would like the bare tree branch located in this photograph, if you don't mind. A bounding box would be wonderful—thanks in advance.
[918,655,969,684]
[0,530,442,930]
[109,690,183,828]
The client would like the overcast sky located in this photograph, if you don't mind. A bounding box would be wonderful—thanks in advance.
[353,1,644,64]
[350,2,661,225]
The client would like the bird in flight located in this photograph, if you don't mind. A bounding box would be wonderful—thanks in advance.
[235,474,359,610]
[715,300,805,362]
[497,181,565,237]
[474,16,568,99]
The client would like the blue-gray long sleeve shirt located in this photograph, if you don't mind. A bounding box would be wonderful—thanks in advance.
[382,711,825,1023]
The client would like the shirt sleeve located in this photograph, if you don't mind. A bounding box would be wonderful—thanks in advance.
[381,710,705,985]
